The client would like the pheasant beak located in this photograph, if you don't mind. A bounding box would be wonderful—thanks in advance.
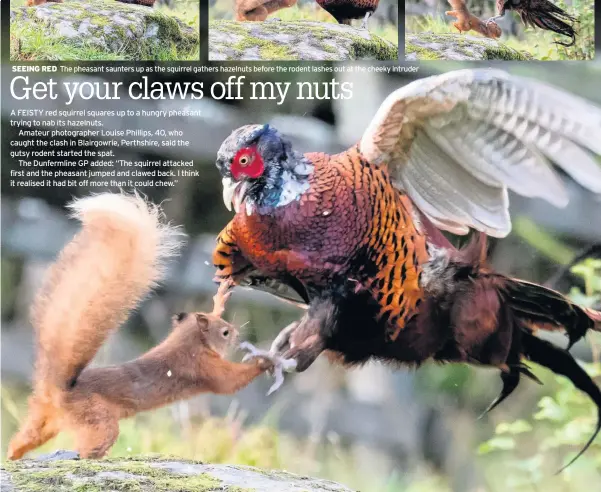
[222,177,250,214]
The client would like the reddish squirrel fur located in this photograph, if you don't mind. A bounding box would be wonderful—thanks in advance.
[7,193,273,460]
[235,0,297,21]
[446,0,502,38]
[26,0,156,7]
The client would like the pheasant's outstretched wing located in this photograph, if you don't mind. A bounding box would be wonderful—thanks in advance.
[359,69,601,237]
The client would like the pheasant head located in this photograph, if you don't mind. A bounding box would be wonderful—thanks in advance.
[216,124,313,215]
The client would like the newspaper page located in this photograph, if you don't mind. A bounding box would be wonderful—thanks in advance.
[1,1,600,490]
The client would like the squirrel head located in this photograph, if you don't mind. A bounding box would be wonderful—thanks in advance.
[171,312,239,357]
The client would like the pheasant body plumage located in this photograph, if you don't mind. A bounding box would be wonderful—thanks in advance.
[215,146,429,340]
[316,0,379,27]
[493,0,577,46]
[213,70,601,468]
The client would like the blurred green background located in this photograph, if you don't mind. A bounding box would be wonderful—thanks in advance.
[1,61,601,491]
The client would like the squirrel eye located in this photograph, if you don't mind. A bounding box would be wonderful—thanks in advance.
[222,329,229,337]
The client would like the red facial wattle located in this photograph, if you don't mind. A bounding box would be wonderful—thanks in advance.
[231,147,265,180]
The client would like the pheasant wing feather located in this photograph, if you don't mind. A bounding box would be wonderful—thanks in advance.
[360,69,601,237]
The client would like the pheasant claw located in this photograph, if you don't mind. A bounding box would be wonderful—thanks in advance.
[239,342,297,395]
[269,321,299,354]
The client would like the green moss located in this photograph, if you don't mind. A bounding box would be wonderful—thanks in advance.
[405,32,529,61]
[229,32,296,60]
[144,11,198,60]
[305,26,347,57]
[210,20,397,61]
[2,457,222,492]
[9,0,198,61]
[348,33,397,60]
[405,42,442,60]
[483,45,530,60]
[453,36,528,60]
[10,21,121,61]
[90,16,110,27]
[212,20,247,36]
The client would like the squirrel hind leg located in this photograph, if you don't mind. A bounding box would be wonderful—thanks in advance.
[237,7,270,21]
[74,420,120,459]
[8,413,59,460]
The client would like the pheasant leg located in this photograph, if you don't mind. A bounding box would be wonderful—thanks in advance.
[360,12,371,30]
[280,314,326,373]
[239,342,297,395]
[485,13,505,25]
[269,321,300,354]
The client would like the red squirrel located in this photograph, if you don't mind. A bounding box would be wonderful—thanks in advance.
[7,193,282,460]
[235,0,298,21]
[446,0,502,39]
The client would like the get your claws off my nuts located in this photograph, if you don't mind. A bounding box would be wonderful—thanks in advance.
[239,341,297,395]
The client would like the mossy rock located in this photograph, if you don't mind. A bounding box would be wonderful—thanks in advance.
[209,20,398,61]
[9,0,199,61]
[0,455,355,491]
[405,32,530,61]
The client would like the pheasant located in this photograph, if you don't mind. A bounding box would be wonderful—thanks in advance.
[487,0,577,46]
[212,69,601,468]
[316,0,380,29]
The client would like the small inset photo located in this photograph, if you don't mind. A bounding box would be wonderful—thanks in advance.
[404,0,594,61]
[208,0,399,61]
[10,0,200,61]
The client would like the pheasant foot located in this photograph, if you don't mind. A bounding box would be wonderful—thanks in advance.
[239,341,297,395]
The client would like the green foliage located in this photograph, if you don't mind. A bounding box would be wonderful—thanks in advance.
[160,0,200,34]
[548,0,595,60]
[513,217,575,265]
[10,22,128,62]
[1,393,444,492]
[10,0,200,61]
[479,259,601,489]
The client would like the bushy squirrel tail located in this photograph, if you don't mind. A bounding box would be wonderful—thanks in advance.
[32,192,183,402]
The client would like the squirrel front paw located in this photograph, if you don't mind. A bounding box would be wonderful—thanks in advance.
[239,341,297,395]
[254,356,276,372]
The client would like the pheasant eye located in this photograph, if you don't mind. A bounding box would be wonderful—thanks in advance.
[231,147,265,180]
